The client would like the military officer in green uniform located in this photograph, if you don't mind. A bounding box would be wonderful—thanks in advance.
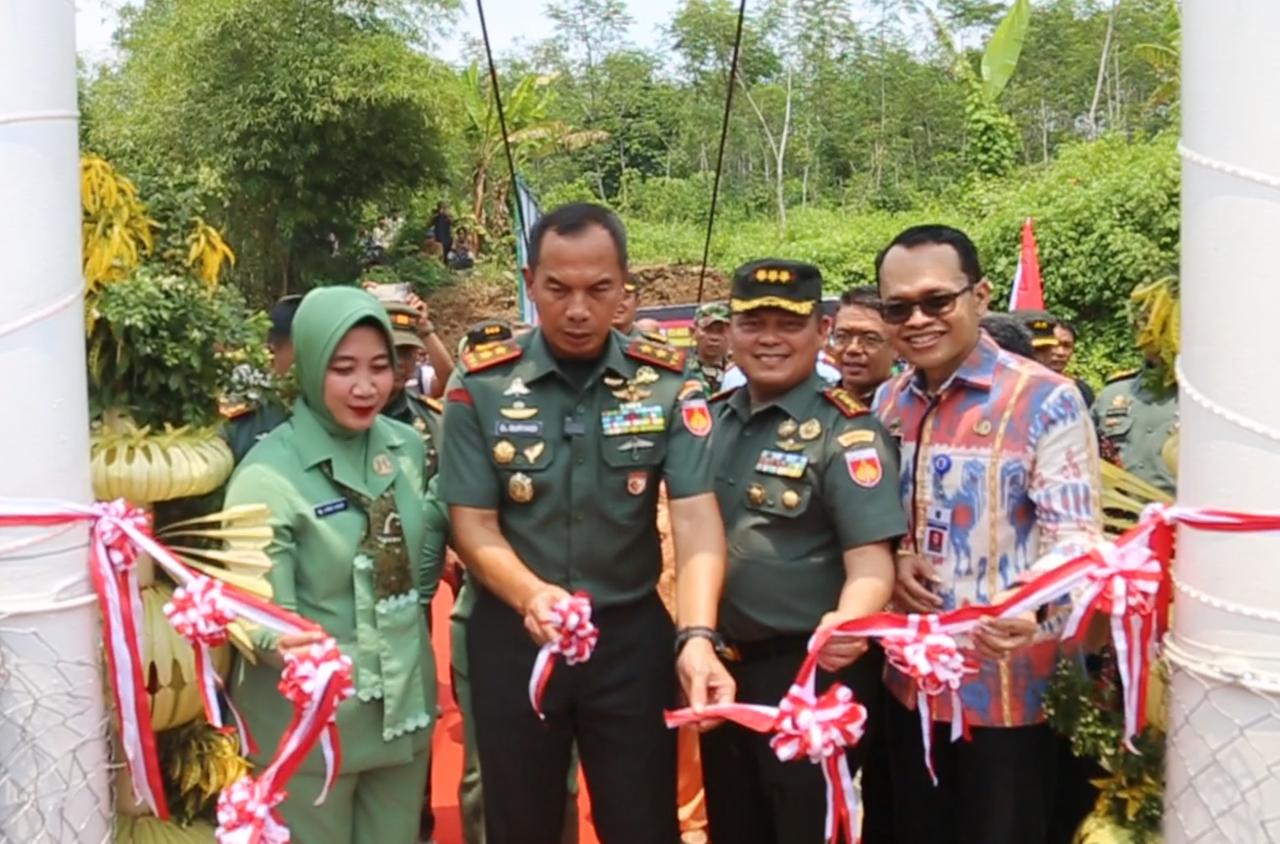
[1092,365,1177,495]
[439,202,734,844]
[686,300,731,393]
[222,294,302,464]
[225,287,445,842]
[699,259,906,844]
[381,301,444,483]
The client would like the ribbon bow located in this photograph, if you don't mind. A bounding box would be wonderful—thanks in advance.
[214,775,290,844]
[278,639,355,803]
[881,614,976,785]
[665,680,867,844]
[163,576,258,753]
[529,593,599,719]
[1063,541,1163,750]
[91,498,150,571]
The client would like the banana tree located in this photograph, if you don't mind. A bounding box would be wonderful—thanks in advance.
[927,0,1032,177]
[460,66,609,249]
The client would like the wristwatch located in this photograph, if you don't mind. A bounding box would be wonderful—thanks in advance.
[674,625,728,659]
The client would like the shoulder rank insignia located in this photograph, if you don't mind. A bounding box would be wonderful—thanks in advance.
[823,387,868,418]
[410,393,443,414]
[460,339,523,374]
[1106,368,1141,384]
[624,336,687,373]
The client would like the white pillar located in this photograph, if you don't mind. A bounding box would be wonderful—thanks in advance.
[0,2,113,841]
[1166,1,1280,841]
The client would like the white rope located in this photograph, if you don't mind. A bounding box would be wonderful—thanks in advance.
[1164,634,1280,695]
[0,109,79,128]
[0,286,82,341]
[1176,356,1280,444]
[1173,574,1280,626]
[1180,141,1280,192]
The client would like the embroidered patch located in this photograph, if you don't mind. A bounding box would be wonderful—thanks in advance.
[844,447,883,488]
[601,404,666,436]
[446,386,473,407]
[681,398,712,437]
[496,420,544,437]
[314,499,349,518]
[755,449,809,479]
[627,471,648,496]
[837,429,876,448]
[677,379,704,401]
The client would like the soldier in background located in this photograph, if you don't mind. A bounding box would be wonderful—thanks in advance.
[381,302,444,483]
[686,301,731,394]
[222,294,302,464]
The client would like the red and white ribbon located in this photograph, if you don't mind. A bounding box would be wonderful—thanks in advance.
[277,639,355,804]
[0,497,349,832]
[666,679,867,844]
[881,615,976,784]
[163,575,258,754]
[214,775,290,844]
[529,593,598,719]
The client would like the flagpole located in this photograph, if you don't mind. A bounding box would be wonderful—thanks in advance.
[0,1,113,839]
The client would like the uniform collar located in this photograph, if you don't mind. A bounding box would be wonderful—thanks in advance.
[727,370,823,421]
[909,333,1000,397]
[520,328,631,387]
[292,399,405,497]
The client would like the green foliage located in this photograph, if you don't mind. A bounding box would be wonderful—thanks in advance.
[87,269,270,428]
[363,255,454,296]
[980,0,1032,101]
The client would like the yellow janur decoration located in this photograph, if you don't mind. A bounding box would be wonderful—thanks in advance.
[80,154,156,293]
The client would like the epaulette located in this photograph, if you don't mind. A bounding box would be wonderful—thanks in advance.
[823,387,869,418]
[219,400,253,420]
[460,339,522,374]
[625,336,687,373]
[1106,368,1140,384]
[710,386,738,403]
[409,392,444,414]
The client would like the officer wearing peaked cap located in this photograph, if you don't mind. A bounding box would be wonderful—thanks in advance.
[700,258,907,844]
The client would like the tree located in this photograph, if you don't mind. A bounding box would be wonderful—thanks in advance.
[84,0,455,296]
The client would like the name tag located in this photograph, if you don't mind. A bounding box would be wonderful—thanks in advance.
[314,499,349,518]
[601,404,666,437]
[924,506,950,557]
[496,420,544,437]
[754,449,809,478]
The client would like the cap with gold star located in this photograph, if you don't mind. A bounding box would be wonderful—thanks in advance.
[730,259,823,316]
[464,319,514,352]
[1013,309,1058,349]
[385,302,425,350]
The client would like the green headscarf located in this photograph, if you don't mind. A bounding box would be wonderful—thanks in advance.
[291,287,397,489]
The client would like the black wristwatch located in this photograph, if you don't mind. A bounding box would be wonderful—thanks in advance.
[674,625,727,658]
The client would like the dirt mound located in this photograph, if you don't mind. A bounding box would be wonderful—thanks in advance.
[423,263,729,351]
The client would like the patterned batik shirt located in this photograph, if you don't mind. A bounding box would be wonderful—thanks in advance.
[874,333,1101,727]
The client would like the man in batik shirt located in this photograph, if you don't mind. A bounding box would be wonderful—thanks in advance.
[872,224,1100,844]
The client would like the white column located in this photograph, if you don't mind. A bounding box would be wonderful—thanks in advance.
[0,1,112,841]
[1166,1,1280,841]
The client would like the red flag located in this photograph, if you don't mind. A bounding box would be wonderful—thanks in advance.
[1008,217,1045,310]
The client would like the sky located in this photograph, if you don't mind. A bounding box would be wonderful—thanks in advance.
[74,0,686,67]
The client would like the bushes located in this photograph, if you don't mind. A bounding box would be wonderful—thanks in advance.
[624,134,1178,388]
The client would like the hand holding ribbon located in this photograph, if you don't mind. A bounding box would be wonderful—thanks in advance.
[528,592,598,719]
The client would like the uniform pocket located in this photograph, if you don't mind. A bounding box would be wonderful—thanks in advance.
[742,476,813,519]
[486,434,554,473]
[1100,411,1134,439]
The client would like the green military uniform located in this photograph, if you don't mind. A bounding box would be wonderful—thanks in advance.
[700,259,907,843]
[439,324,714,843]
[226,288,445,843]
[1092,366,1178,496]
[222,399,290,465]
[685,301,731,394]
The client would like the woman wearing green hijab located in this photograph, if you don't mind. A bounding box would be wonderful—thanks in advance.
[226,287,445,842]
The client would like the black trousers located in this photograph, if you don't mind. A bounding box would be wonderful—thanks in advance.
[700,639,883,844]
[468,588,678,844]
[859,644,896,844]
[885,692,1056,844]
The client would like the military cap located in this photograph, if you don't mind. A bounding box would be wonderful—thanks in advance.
[464,318,514,352]
[730,259,823,316]
[385,302,425,351]
[695,300,731,326]
[1012,309,1059,349]
[267,294,303,342]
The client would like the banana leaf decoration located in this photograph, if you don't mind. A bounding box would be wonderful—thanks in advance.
[156,504,274,662]
[1100,462,1173,539]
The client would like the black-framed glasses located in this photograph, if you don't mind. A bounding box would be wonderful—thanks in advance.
[829,330,887,351]
[880,287,973,325]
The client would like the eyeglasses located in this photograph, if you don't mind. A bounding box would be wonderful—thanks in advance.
[880,287,973,325]
[829,330,887,351]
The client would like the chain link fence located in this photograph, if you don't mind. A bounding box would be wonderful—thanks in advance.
[0,615,114,843]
